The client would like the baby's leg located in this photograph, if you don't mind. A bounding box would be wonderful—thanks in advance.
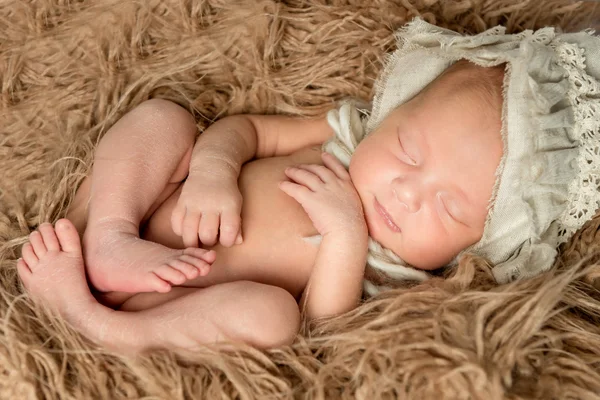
[81,99,213,293]
[17,220,301,354]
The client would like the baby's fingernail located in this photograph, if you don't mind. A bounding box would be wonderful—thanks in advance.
[235,233,243,245]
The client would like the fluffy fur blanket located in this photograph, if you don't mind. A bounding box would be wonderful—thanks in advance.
[1,0,600,398]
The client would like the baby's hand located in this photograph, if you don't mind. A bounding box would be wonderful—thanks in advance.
[279,152,367,238]
[171,171,243,248]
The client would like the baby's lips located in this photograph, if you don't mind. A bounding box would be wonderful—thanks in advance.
[235,233,243,245]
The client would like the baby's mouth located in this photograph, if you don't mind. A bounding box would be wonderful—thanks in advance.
[373,198,401,233]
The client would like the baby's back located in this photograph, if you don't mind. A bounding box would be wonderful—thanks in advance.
[142,146,324,298]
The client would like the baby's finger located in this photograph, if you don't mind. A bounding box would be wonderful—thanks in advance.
[219,211,241,247]
[279,181,312,203]
[297,164,337,183]
[199,213,219,246]
[171,204,186,236]
[182,211,201,248]
[285,167,322,191]
[321,152,350,180]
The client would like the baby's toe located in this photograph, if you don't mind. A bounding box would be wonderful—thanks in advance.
[169,259,200,279]
[184,248,216,263]
[29,231,47,258]
[21,242,38,267]
[179,254,211,276]
[148,273,172,293]
[39,223,60,252]
[155,265,187,286]
[54,219,82,254]
[16,258,32,286]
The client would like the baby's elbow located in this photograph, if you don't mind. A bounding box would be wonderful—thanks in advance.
[136,98,198,141]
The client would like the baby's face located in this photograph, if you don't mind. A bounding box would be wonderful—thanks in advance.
[349,79,503,270]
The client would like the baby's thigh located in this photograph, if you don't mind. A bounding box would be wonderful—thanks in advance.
[119,286,196,311]
[123,281,301,348]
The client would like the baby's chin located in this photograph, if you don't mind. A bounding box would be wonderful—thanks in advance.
[383,227,482,271]
[394,246,457,271]
[408,259,449,271]
[368,217,458,270]
[405,233,484,270]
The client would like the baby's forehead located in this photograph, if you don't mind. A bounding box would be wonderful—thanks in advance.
[431,62,505,109]
[391,77,504,166]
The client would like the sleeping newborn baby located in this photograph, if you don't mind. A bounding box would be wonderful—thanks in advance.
[16,19,600,355]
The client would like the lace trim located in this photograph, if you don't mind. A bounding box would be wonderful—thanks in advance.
[555,39,600,242]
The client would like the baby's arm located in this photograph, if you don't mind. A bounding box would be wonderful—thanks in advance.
[192,113,334,162]
[280,152,369,320]
[171,114,333,248]
[300,226,368,319]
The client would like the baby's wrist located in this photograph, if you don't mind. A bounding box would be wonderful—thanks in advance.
[323,224,368,246]
[320,229,369,271]
[188,155,240,182]
[339,216,368,241]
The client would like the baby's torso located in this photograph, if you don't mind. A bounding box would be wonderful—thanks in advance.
[143,146,324,298]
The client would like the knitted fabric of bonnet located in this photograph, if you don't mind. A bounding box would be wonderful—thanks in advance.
[321,18,600,296]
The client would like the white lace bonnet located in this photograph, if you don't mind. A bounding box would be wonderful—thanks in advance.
[323,18,600,295]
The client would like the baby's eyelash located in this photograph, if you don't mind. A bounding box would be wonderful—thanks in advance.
[442,201,455,220]
[437,194,459,223]
[441,198,469,228]
[398,137,417,165]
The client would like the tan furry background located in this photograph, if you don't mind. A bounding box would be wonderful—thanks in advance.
[2,0,600,399]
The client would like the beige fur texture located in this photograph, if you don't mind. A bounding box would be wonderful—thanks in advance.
[1,0,600,398]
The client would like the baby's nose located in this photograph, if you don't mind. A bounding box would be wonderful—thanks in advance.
[392,177,421,213]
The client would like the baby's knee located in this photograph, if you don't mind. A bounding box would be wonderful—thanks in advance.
[234,283,301,348]
[133,99,197,142]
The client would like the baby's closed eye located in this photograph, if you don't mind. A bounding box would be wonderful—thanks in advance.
[437,193,468,227]
[397,129,418,166]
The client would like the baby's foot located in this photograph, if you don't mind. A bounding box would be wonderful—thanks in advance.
[83,218,215,294]
[18,221,149,354]
[17,220,96,320]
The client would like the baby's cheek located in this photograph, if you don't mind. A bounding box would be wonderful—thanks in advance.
[402,230,457,270]
[348,149,372,187]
